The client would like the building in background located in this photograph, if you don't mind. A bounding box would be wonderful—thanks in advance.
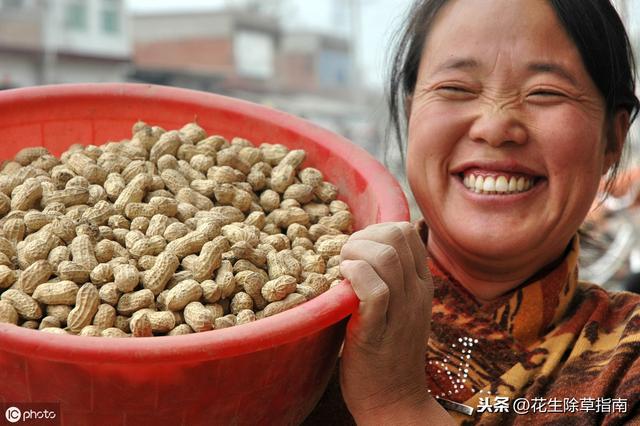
[0,0,130,88]
[278,31,352,96]
[131,9,279,94]
[130,6,380,155]
[266,29,382,156]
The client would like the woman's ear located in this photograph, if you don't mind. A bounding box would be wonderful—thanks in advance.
[603,109,631,174]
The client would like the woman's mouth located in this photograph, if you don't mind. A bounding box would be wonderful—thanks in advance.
[459,171,541,195]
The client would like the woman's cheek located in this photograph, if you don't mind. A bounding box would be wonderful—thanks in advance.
[529,108,606,176]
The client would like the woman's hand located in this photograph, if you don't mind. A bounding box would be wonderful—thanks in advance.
[339,222,453,425]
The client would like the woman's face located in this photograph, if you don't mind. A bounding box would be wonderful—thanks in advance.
[407,0,621,279]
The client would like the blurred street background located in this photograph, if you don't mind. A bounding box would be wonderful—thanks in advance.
[0,0,639,291]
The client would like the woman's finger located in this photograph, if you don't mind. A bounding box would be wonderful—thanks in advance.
[341,239,405,297]
[348,223,420,297]
[340,259,389,340]
[404,222,430,280]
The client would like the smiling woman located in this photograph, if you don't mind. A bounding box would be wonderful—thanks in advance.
[310,0,640,425]
[406,0,626,302]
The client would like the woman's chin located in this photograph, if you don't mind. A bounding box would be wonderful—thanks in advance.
[446,227,537,263]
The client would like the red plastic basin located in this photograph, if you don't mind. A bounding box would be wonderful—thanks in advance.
[0,83,409,425]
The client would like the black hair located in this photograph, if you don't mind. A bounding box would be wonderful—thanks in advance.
[387,0,639,189]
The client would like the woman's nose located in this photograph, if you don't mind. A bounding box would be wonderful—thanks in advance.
[468,108,528,147]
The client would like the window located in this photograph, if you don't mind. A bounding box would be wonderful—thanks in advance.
[234,30,275,80]
[64,1,87,31]
[318,49,351,89]
[101,0,119,34]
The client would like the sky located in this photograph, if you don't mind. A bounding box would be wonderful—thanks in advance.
[126,0,415,90]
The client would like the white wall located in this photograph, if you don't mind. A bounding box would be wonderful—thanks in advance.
[281,33,320,53]
[0,52,39,86]
[44,0,130,58]
[54,58,130,83]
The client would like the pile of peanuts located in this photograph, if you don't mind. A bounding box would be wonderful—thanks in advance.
[0,121,352,337]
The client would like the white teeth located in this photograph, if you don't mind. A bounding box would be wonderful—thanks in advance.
[482,176,495,192]
[462,173,535,194]
[495,176,508,193]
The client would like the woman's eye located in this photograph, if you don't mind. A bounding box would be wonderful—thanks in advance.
[439,86,469,93]
[526,89,570,105]
[529,90,565,98]
[435,86,475,99]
